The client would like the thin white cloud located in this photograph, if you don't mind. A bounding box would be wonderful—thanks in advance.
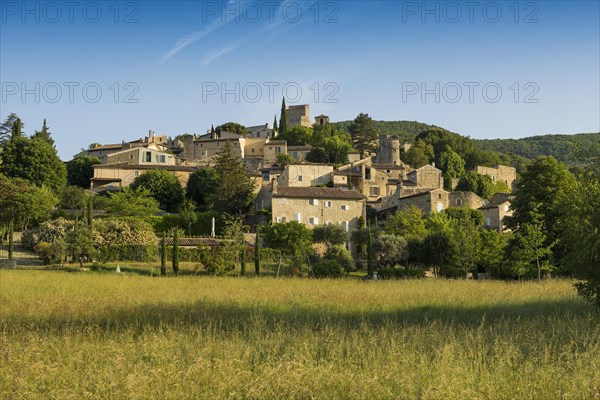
[200,42,242,66]
[159,0,242,64]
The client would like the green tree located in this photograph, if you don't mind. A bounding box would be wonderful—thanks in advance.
[66,225,96,267]
[456,171,494,199]
[0,113,22,145]
[101,188,160,216]
[59,186,87,212]
[130,170,185,212]
[160,231,167,276]
[277,125,313,146]
[216,122,246,136]
[449,218,480,278]
[422,231,452,277]
[32,118,54,147]
[279,97,288,135]
[213,140,256,214]
[510,156,576,268]
[372,234,407,269]
[66,156,101,188]
[508,217,554,281]
[273,115,278,137]
[561,169,600,307]
[348,113,378,158]
[179,199,198,236]
[384,206,427,238]
[443,208,484,226]
[478,229,508,277]
[438,145,465,190]
[263,221,312,256]
[322,136,351,165]
[254,227,261,276]
[0,136,67,191]
[275,153,295,165]
[402,140,434,168]
[186,168,220,211]
[313,224,347,249]
[11,118,22,139]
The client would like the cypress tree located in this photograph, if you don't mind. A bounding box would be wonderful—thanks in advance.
[273,115,278,138]
[11,118,22,139]
[7,220,14,261]
[172,229,179,275]
[367,222,374,279]
[254,228,260,276]
[160,231,167,276]
[279,98,288,135]
[87,197,94,227]
[240,237,246,277]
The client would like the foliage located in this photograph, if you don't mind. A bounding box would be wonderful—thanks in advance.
[562,169,600,308]
[172,228,180,275]
[59,186,87,211]
[437,145,465,190]
[456,171,495,199]
[312,259,347,278]
[197,244,238,276]
[378,267,425,279]
[425,211,453,234]
[401,139,434,168]
[0,136,67,191]
[263,221,313,256]
[215,122,246,136]
[275,153,295,165]
[179,200,198,236]
[372,234,407,269]
[277,125,313,146]
[322,245,354,272]
[508,219,555,281]
[212,140,256,214]
[160,231,167,276]
[384,206,427,238]
[186,168,220,211]
[312,224,347,248]
[0,113,22,145]
[34,240,66,265]
[333,119,436,148]
[31,119,54,147]
[348,113,378,158]
[448,218,480,278]
[130,170,185,212]
[66,156,101,188]
[442,208,485,226]
[66,226,97,267]
[478,230,509,277]
[0,174,58,231]
[422,231,452,277]
[100,188,160,216]
[279,97,288,135]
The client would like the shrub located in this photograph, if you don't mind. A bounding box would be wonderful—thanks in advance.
[378,267,425,280]
[323,245,354,271]
[97,244,157,263]
[313,259,347,278]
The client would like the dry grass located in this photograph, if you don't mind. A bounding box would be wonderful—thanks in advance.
[1,271,598,399]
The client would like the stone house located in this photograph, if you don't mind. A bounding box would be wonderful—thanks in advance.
[475,164,517,191]
[277,163,333,187]
[246,123,274,138]
[382,188,449,217]
[90,163,197,191]
[288,145,312,161]
[449,191,485,209]
[102,147,177,166]
[480,192,514,231]
[180,136,286,163]
[314,114,330,126]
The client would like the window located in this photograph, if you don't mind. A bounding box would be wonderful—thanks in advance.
[295,213,302,222]
[275,146,282,154]
[456,199,463,206]
[341,221,349,231]
[341,205,350,211]
[134,170,139,177]
[485,217,491,226]
[158,155,166,163]
[252,148,255,153]
[129,155,134,160]
[145,152,152,162]
[298,175,303,182]
[309,217,319,225]
[276,217,284,223]
[309,199,319,206]
[370,187,380,196]
[438,193,442,200]
[365,167,371,180]
[324,201,332,208]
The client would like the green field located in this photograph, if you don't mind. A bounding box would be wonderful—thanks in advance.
[1,271,598,399]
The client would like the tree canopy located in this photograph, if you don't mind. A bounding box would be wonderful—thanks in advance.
[130,170,185,212]
[212,140,256,214]
[66,156,102,188]
[348,113,378,158]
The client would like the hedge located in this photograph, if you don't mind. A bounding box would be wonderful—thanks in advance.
[377,267,426,279]
[97,244,158,263]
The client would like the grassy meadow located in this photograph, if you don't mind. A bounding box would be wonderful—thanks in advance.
[0,271,598,399]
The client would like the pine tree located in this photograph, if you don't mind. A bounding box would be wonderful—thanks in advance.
[33,118,55,147]
[213,140,255,214]
[172,229,179,275]
[348,113,378,159]
[0,113,22,145]
[160,231,167,276]
[273,115,278,138]
[279,98,288,135]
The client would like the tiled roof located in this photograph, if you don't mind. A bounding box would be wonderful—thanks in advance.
[273,186,365,200]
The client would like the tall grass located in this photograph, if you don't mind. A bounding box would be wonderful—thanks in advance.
[1,271,598,399]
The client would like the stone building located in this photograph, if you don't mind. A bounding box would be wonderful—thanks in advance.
[277,163,333,187]
[372,134,402,165]
[246,123,274,138]
[480,201,512,232]
[449,191,485,209]
[386,188,449,216]
[101,147,177,166]
[475,164,517,191]
[286,104,312,128]
[180,136,286,163]
[314,114,330,126]
[395,164,444,198]
[287,145,312,161]
[91,163,197,191]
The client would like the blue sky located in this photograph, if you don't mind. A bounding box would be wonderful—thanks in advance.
[1,0,599,159]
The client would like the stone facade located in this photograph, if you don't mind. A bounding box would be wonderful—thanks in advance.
[385,188,449,216]
[480,201,513,232]
[246,123,274,138]
[103,147,177,166]
[475,164,517,191]
[286,104,312,128]
[373,135,402,165]
[288,145,312,161]
[180,136,285,163]
[91,163,197,191]
[314,114,330,126]
[449,191,485,209]
[278,163,333,187]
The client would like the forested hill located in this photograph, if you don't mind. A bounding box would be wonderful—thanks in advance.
[333,120,599,165]
[332,120,439,144]
[474,133,600,164]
